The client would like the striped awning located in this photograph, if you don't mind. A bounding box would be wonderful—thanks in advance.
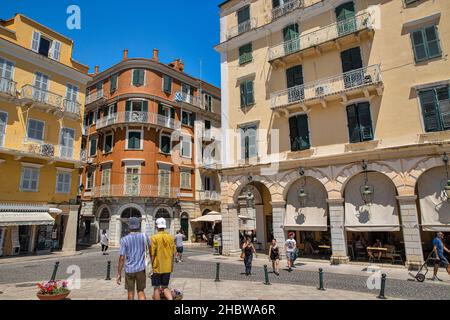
[0,211,55,226]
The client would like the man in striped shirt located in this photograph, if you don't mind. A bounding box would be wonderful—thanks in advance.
[116,217,151,300]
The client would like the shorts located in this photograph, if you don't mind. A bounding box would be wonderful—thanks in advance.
[176,247,184,254]
[286,251,295,261]
[434,256,450,268]
[125,271,146,292]
[151,273,171,288]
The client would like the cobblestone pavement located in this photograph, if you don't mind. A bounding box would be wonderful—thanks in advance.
[0,247,449,300]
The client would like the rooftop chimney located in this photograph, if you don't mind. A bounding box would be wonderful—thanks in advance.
[169,59,184,73]
[153,48,159,61]
[94,66,99,74]
[123,49,128,61]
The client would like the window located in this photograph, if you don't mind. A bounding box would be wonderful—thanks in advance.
[0,58,14,94]
[0,111,7,147]
[181,83,193,99]
[239,43,253,65]
[96,82,103,98]
[56,171,71,194]
[33,72,49,102]
[88,111,95,125]
[163,75,172,93]
[60,128,74,159]
[31,31,61,61]
[181,110,196,127]
[158,103,176,127]
[125,167,140,195]
[404,0,420,6]
[237,5,251,34]
[240,124,257,159]
[335,2,356,36]
[289,114,310,151]
[65,84,78,102]
[132,69,145,86]
[86,171,94,190]
[286,65,304,102]
[204,176,211,191]
[89,136,97,157]
[181,136,192,158]
[158,168,171,197]
[20,167,39,192]
[419,86,450,132]
[27,119,44,141]
[283,23,300,54]
[101,168,111,186]
[411,25,442,63]
[204,93,213,112]
[110,74,118,92]
[240,80,254,107]
[126,130,142,150]
[103,133,113,153]
[346,102,374,143]
[160,134,171,154]
[180,170,191,189]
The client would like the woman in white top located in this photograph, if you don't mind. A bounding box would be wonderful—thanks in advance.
[101,230,109,255]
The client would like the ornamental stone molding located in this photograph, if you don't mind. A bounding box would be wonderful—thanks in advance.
[117,203,146,217]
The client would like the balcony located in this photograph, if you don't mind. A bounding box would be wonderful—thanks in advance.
[20,85,63,114]
[272,0,304,21]
[96,111,182,131]
[0,77,17,102]
[227,18,257,40]
[271,65,383,110]
[92,184,180,199]
[269,12,373,64]
[174,91,201,107]
[63,99,81,119]
[199,190,220,202]
[80,149,87,162]
[85,89,105,106]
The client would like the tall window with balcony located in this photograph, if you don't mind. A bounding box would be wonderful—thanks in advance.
[411,25,442,63]
[95,82,103,99]
[158,103,175,128]
[89,136,97,157]
[289,114,310,151]
[239,43,253,65]
[125,167,140,196]
[181,83,193,104]
[31,31,61,61]
[283,23,300,56]
[160,134,171,154]
[0,58,14,95]
[286,65,303,103]
[33,72,49,103]
[272,0,301,20]
[341,47,363,89]
[240,80,254,107]
[237,5,251,35]
[419,86,450,133]
[240,124,257,160]
[0,111,7,147]
[125,100,148,122]
[103,133,113,154]
[101,168,111,196]
[126,130,142,150]
[65,84,78,115]
[158,167,171,197]
[346,102,374,143]
[86,171,94,190]
[59,128,74,159]
[181,136,192,159]
[335,2,356,36]
[181,110,195,127]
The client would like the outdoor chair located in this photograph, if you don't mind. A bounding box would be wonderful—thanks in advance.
[383,245,404,265]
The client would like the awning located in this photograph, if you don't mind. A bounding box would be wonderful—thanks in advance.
[0,211,55,227]
[284,206,328,231]
[345,225,400,232]
[192,213,254,223]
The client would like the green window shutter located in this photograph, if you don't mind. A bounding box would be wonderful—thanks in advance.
[424,26,442,59]
[246,81,254,105]
[170,108,175,119]
[113,103,117,114]
[90,138,96,156]
[239,43,252,65]
[247,126,257,158]
[347,104,361,143]
[158,104,164,115]
[357,102,374,141]
[411,29,427,62]
[240,83,246,107]
[104,106,109,117]
[297,114,310,150]
[286,65,303,88]
[189,112,196,127]
[283,24,300,54]
[240,128,246,159]
[132,69,140,86]
[419,90,440,132]
[84,114,88,126]
[142,100,148,112]
[163,75,172,93]
[237,6,250,25]
[139,69,145,85]
[289,115,299,151]
[437,87,450,130]
[182,111,188,125]
[110,74,117,92]
[125,100,131,122]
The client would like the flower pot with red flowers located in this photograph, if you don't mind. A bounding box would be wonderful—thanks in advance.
[36,280,71,300]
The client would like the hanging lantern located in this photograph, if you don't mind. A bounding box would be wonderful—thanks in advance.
[443,154,450,203]
[444,180,450,203]
[360,161,374,205]
[298,187,307,207]
[246,191,255,208]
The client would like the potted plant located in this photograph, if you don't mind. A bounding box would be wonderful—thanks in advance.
[36,280,71,300]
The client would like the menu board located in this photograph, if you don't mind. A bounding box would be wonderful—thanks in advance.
[36,225,53,253]
[0,228,4,256]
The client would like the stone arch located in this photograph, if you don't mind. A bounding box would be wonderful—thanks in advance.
[229,175,279,204]
[281,168,331,201]
[96,204,111,219]
[118,203,145,218]
[153,205,174,218]
[407,156,447,191]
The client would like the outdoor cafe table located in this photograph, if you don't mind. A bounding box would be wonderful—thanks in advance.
[367,247,388,262]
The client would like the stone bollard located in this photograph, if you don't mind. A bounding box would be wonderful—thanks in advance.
[318,268,325,291]
[263,265,271,285]
[377,273,387,299]
[50,261,60,282]
[215,263,221,282]
[105,261,112,280]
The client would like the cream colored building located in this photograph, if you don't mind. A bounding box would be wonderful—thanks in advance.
[216,0,450,268]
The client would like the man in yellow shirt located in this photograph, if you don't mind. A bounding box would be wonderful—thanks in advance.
[150,217,176,300]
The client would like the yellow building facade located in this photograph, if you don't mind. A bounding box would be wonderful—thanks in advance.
[216,0,450,268]
[0,14,90,256]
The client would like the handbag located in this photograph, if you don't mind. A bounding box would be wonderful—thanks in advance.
[240,249,245,259]
[143,233,152,277]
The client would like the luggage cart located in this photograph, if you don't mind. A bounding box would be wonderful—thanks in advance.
[412,252,436,282]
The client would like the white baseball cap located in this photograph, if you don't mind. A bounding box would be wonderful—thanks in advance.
[156,217,167,229]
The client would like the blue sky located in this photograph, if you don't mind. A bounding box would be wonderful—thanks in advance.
[2,0,223,87]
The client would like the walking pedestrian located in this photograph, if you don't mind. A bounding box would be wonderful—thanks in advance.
[150,217,176,300]
[242,237,257,276]
[285,232,297,272]
[268,238,280,276]
[432,232,450,281]
[174,230,186,263]
[100,230,109,255]
[116,217,150,300]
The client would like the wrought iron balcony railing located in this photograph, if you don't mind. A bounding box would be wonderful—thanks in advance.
[63,99,81,118]
[92,184,180,198]
[269,12,372,61]
[271,64,382,109]
[86,89,104,105]
[272,0,304,21]
[227,17,257,40]
[0,77,17,97]
[21,85,62,110]
[199,190,220,201]
[96,111,181,130]
[174,91,201,107]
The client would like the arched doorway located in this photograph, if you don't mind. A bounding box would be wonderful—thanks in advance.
[180,212,189,238]
[202,209,211,216]
[99,208,110,234]
[120,207,142,238]
[155,208,171,233]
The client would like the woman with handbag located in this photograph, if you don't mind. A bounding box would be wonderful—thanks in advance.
[268,238,280,276]
[242,237,257,276]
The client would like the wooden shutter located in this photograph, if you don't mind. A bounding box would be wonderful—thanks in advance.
[246,81,254,105]
[240,127,246,159]
[419,90,440,132]
[113,103,118,114]
[297,114,310,150]
[286,65,303,88]
[170,107,175,119]
[32,31,41,52]
[437,87,450,130]
[142,100,148,112]
[138,69,145,85]
[357,102,374,141]
[289,115,299,151]
[125,100,131,122]
[189,112,196,127]
[248,126,257,157]
[341,47,362,73]
[411,30,427,62]
[283,23,299,42]
[110,74,117,92]
[335,2,355,21]
[132,70,140,86]
[240,83,246,107]
[347,104,361,142]
[158,103,164,115]
[424,26,441,58]
[52,41,61,61]
[237,6,250,24]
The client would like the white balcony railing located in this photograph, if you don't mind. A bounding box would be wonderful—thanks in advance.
[272,0,304,21]
[269,12,372,61]
[271,64,382,109]
[227,17,257,40]
[174,91,201,107]
[96,111,181,130]
[63,99,81,117]
[92,184,180,198]
[0,77,17,97]
[80,149,87,162]
[86,89,104,105]
[199,190,220,202]
[21,85,62,110]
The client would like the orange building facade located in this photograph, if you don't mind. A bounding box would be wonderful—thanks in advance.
[79,49,221,246]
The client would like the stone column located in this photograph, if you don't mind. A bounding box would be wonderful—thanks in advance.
[271,201,286,258]
[397,195,424,269]
[327,198,349,264]
[221,204,240,256]
[62,205,79,253]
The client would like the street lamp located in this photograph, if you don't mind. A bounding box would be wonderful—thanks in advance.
[442,153,450,203]
[360,160,374,205]
[297,168,307,207]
